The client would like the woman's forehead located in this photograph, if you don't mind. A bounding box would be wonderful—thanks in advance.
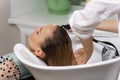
[41,24,57,36]
[28,24,57,50]
[42,24,57,30]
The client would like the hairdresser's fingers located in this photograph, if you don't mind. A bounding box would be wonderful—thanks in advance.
[74,48,85,55]
[74,48,88,64]
[68,29,73,32]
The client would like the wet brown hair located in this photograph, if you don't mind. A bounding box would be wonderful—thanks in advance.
[40,25,74,66]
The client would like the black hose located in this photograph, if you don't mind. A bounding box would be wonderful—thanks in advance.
[93,38,119,56]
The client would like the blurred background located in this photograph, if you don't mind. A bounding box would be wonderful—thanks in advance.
[0,0,88,56]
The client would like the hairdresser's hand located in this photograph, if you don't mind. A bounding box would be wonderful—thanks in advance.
[68,28,72,32]
[74,48,88,64]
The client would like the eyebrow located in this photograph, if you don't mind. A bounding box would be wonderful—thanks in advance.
[40,27,43,32]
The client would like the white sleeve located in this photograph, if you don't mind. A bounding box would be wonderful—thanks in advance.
[69,0,120,39]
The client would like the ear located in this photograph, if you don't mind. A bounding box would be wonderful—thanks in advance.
[35,48,45,59]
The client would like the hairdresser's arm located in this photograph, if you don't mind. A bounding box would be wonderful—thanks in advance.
[73,36,93,64]
[80,36,93,62]
[96,19,118,33]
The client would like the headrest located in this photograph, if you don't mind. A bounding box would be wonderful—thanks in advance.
[14,43,47,66]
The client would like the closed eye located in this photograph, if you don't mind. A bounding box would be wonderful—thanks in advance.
[36,27,43,35]
[40,27,43,32]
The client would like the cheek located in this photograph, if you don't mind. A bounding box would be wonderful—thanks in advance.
[30,34,39,42]
[30,33,45,47]
[28,36,32,46]
[28,36,37,47]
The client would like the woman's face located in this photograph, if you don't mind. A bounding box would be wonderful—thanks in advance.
[28,24,56,52]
